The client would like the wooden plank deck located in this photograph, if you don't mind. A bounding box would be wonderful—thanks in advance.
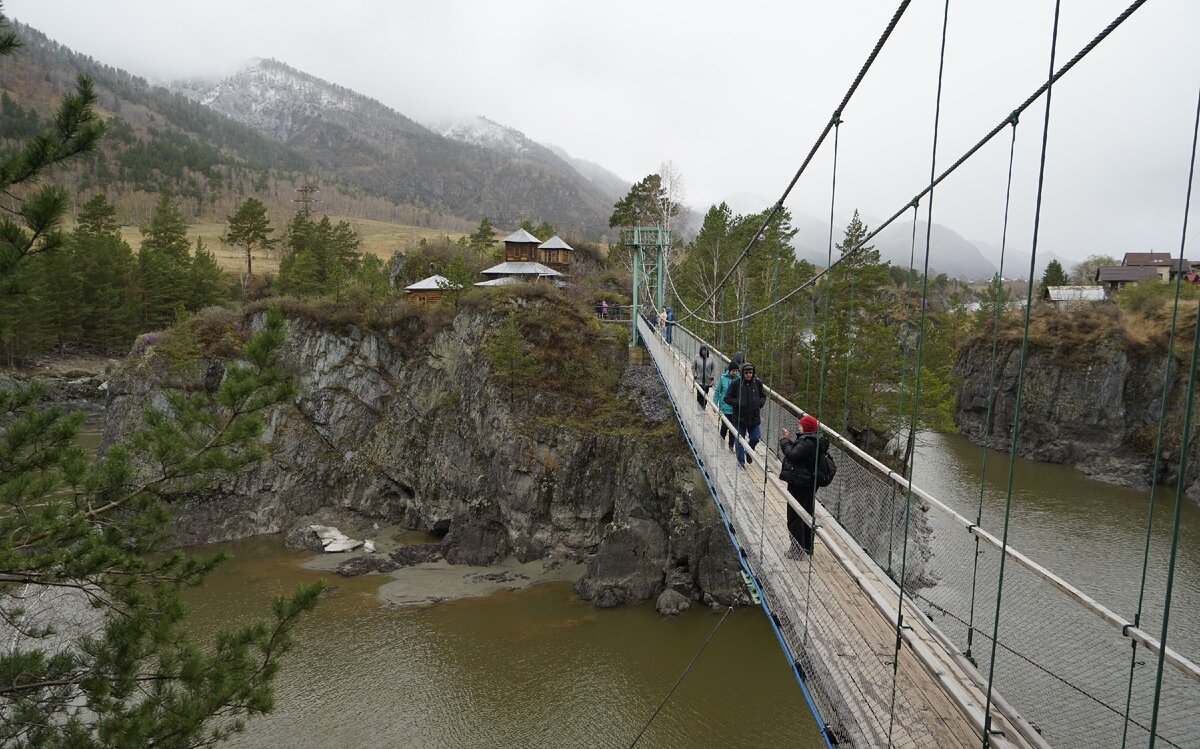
[644,324,1038,748]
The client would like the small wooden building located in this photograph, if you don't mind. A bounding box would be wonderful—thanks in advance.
[537,235,574,274]
[502,228,542,262]
[1043,285,1105,308]
[1095,265,1159,292]
[404,274,459,304]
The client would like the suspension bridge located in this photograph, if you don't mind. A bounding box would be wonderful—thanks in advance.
[610,0,1200,746]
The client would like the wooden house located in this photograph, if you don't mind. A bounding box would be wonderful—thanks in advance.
[502,228,542,262]
[537,235,573,274]
[1095,265,1159,292]
[404,274,458,304]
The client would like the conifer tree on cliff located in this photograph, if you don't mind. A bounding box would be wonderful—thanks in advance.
[224,197,276,280]
[0,10,321,746]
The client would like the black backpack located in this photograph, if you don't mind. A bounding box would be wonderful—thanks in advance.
[815,450,837,488]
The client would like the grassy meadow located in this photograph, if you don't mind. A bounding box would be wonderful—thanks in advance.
[111,216,470,274]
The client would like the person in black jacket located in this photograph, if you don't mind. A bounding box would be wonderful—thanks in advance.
[723,362,766,467]
[779,414,828,557]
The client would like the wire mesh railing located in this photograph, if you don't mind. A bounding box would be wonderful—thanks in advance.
[666,320,1200,749]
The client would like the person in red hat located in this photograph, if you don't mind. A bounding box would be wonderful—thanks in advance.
[779,413,834,557]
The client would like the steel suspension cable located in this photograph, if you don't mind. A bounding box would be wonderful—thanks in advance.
[802,119,842,641]
[673,1,912,325]
[667,0,1150,329]
[627,605,735,748]
[1121,86,1200,749]
[886,200,921,575]
[1146,83,1200,749]
[887,1,950,743]
[983,3,1061,744]
[965,118,1019,666]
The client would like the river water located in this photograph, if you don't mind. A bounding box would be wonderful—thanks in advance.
[910,431,1200,657]
[142,425,1198,747]
[182,538,823,748]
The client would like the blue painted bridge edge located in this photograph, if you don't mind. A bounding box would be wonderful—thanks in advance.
[644,347,836,749]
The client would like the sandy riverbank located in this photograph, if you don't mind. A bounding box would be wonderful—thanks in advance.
[297,519,586,606]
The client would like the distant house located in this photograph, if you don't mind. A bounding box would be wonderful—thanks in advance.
[404,274,459,304]
[1121,251,1172,267]
[476,227,568,286]
[500,228,542,263]
[1095,265,1159,292]
[1043,285,1105,308]
[538,235,574,274]
[1117,252,1198,282]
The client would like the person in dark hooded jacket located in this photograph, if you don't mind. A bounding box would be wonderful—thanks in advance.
[723,362,766,467]
[779,414,829,556]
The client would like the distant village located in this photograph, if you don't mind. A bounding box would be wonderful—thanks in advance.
[401,228,571,304]
[1044,251,1197,308]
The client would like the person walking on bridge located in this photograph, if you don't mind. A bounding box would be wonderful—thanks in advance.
[724,362,766,468]
[779,414,832,557]
[712,360,740,451]
[691,345,717,411]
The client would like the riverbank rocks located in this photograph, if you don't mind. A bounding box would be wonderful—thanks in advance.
[336,554,400,577]
[101,297,748,609]
[656,589,691,616]
[955,327,1200,496]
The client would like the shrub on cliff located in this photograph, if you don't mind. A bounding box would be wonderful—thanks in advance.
[0,307,323,747]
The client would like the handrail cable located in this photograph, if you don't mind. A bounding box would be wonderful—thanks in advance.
[1146,83,1200,749]
[983,2,1061,743]
[665,0,1150,329]
[965,119,1018,664]
[674,1,913,325]
[887,1,950,744]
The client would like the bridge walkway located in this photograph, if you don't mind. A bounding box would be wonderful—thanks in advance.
[639,317,1040,748]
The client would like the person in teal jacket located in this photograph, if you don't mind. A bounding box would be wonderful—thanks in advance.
[711,360,740,451]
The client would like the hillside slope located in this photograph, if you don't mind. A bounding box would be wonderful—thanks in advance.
[183,60,618,235]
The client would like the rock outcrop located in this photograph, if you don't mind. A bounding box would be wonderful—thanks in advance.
[955,317,1200,497]
[102,296,746,607]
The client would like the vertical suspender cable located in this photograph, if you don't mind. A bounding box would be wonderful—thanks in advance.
[888,1,950,744]
[1121,87,1198,748]
[1146,84,1200,749]
[887,201,922,575]
[983,3,1061,745]
[803,119,841,642]
[965,118,1019,664]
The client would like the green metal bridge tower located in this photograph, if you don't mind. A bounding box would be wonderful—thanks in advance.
[622,225,666,346]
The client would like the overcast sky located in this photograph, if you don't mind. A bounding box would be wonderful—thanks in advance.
[8,0,1199,265]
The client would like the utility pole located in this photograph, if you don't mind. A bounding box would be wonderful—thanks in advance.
[294,180,320,218]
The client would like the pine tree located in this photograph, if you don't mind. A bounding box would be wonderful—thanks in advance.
[488,310,538,392]
[75,226,137,353]
[0,9,102,364]
[0,307,322,747]
[224,197,275,279]
[138,192,193,328]
[468,217,497,253]
[1037,259,1070,301]
[189,237,225,309]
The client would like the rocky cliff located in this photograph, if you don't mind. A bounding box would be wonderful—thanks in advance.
[102,295,746,609]
[954,307,1200,497]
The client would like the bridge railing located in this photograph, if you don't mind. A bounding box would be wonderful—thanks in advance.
[666,321,1200,749]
